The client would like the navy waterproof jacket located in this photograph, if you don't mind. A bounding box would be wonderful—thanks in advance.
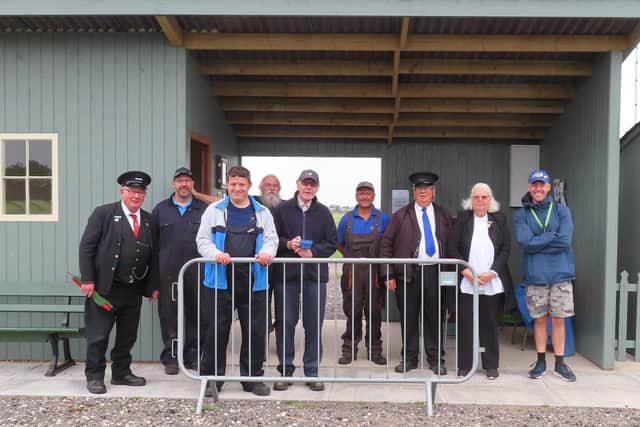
[513,193,576,285]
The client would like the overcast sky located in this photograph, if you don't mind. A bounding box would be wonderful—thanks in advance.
[621,47,639,137]
[242,156,382,207]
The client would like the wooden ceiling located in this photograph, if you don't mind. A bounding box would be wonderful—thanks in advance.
[156,16,640,143]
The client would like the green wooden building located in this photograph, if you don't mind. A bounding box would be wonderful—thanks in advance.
[1,0,639,369]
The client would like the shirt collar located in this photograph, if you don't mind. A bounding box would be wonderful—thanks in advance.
[171,195,193,208]
[120,201,138,217]
[297,196,311,211]
[353,206,377,219]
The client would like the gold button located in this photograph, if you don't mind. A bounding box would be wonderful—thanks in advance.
[115,254,119,259]
[112,267,115,271]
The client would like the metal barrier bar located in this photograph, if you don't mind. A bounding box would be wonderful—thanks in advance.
[177,257,479,416]
[615,271,640,362]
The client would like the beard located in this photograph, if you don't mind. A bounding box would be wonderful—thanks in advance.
[260,193,282,208]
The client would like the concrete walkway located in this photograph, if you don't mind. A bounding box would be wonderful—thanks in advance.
[1,323,639,409]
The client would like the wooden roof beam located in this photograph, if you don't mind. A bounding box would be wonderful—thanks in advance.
[394,127,545,140]
[234,125,389,139]
[218,97,564,114]
[186,33,628,52]
[226,111,393,126]
[401,58,592,76]
[156,16,183,47]
[219,97,395,113]
[202,59,392,76]
[212,82,574,99]
[400,99,565,114]
[396,113,555,128]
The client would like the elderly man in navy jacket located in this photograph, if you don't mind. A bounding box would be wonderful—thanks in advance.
[271,170,338,392]
[152,167,208,375]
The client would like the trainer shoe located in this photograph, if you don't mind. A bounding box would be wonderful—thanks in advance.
[486,368,499,380]
[554,362,576,382]
[528,359,546,379]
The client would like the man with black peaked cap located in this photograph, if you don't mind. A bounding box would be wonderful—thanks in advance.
[152,167,208,375]
[79,171,160,394]
[379,172,452,375]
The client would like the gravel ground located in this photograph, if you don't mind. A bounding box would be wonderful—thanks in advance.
[3,396,640,426]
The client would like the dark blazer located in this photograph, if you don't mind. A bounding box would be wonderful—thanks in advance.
[79,201,158,297]
[447,210,515,311]
[379,202,452,280]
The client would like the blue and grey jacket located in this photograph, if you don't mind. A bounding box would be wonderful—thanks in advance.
[196,195,278,291]
[513,193,576,285]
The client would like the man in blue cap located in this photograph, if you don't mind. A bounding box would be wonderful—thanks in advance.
[152,167,208,374]
[514,169,576,382]
[79,171,159,394]
[380,171,452,375]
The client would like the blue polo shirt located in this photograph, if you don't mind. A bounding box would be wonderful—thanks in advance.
[337,207,390,246]
[171,195,193,216]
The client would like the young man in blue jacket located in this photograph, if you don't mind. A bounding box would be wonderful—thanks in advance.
[514,169,576,382]
[196,166,278,396]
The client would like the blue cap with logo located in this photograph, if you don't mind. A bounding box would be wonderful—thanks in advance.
[528,169,550,184]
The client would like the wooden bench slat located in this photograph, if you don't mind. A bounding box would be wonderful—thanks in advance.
[0,304,84,313]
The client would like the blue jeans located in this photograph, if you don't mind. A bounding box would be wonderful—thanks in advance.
[274,280,327,377]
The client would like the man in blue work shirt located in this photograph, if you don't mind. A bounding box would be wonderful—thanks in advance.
[336,182,389,365]
[152,167,208,375]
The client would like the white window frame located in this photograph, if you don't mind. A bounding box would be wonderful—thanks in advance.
[0,133,59,222]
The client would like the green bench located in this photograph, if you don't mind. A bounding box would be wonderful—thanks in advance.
[0,286,85,376]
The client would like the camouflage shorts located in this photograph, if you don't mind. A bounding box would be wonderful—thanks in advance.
[526,281,574,318]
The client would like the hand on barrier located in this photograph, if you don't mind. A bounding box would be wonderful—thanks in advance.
[296,248,313,258]
[148,289,160,303]
[255,252,273,266]
[80,283,95,298]
[216,252,232,265]
[385,278,397,291]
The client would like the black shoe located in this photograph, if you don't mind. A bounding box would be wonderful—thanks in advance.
[243,382,271,396]
[457,369,469,378]
[486,368,499,380]
[369,353,387,365]
[86,379,106,394]
[205,381,223,397]
[184,360,196,370]
[273,380,292,391]
[394,361,417,373]
[164,364,179,375]
[429,364,447,375]
[338,354,355,365]
[111,373,146,386]
[306,381,325,391]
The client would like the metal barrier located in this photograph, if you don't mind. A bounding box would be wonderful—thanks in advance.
[176,257,479,416]
[616,271,640,361]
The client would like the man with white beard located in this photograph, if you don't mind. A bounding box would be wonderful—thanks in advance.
[255,174,282,211]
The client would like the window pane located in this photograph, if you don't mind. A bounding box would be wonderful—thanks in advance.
[4,178,26,214]
[4,140,26,176]
[29,179,52,214]
[29,140,52,176]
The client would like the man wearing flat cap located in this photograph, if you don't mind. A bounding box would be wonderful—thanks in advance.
[79,171,160,394]
[336,181,389,365]
[271,169,337,392]
[152,167,208,375]
[380,171,452,375]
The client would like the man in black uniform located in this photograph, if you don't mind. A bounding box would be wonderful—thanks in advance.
[79,171,160,394]
[153,167,208,375]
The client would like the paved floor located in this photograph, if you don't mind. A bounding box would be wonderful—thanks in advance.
[1,322,639,409]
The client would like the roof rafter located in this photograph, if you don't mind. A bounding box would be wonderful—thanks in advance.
[155,16,183,47]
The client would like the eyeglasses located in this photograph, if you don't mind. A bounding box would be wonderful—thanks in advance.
[124,188,146,196]
[472,195,490,200]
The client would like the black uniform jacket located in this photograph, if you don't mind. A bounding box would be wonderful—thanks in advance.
[79,201,159,297]
[379,202,452,281]
[446,210,515,311]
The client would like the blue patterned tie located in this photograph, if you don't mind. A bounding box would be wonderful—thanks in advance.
[422,207,436,256]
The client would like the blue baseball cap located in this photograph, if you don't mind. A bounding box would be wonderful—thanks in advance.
[528,169,550,184]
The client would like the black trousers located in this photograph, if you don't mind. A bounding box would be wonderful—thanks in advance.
[458,293,500,371]
[85,283,142,380]
[394,266,445,365]
[158,268,199,366]
[201,283,267,385]
[341,266,382,355]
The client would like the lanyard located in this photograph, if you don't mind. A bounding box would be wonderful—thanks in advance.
[530,201,553,230]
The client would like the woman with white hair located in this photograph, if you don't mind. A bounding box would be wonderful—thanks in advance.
[447,183,514,379]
